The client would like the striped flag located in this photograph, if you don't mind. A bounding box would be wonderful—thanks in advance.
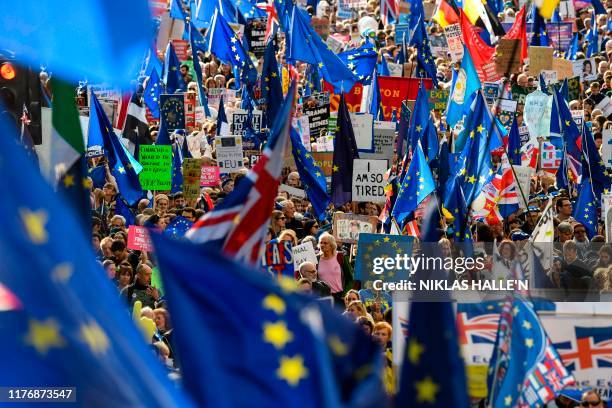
[380,0,398,26]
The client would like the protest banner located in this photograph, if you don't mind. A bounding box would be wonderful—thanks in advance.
[603,129,612,169]
[138,145,172,190]
[326,35,345,54]
[312,152,334,176]
[352,159,387,203]
[444,24,464,62]
[279,184,307,198]
[245,18,267,58]
[201,165,221,187]
[359,121,395,165]
[184,91,196,129]
[552,58,575,80]
[483,82,501,105]
[332,213,378,244]
[160,94,185,130]
[292,241,318,269]
[127,225,153,252]
[182,158,203,201]
[523,90,553,139]
[545,22,573,51]
[428,88,450,111]
[215,136,245,173]
[262,240,294,279]
[495,39,522,76]
[207,88,226,108]
[349,112,374,151]
[513,165,535,208]
[304,92,331,140]
[230,109,263,136]
[528,46,553,75]
[171,39,189,61]
[567,76,581,101]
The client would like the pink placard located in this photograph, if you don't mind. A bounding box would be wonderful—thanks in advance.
[201,166,221,187]
[127,226,153,252]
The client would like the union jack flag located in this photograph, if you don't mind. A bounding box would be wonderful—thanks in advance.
[186,84,296,265]
[521,344,575,407]
[456,311,499,345]
[380,0,399,26]
[257,0,280,42]
[556,326,612,371]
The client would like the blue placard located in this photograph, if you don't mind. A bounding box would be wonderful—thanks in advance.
[160,94,185,131]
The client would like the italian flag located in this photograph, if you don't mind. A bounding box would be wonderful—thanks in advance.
[50,78,84,186]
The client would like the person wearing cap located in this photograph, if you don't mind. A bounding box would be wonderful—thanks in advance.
[221,178,234,194]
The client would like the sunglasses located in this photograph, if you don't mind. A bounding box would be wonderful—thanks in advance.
[581,401,601,407]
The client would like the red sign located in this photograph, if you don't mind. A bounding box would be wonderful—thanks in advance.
[201,166,221,187]
[171,39,189,61]
[149,0,167,17]
[323,77,433,120]
[184,92,196,129]
[127,226,153,252]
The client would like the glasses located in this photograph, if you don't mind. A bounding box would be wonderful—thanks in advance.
[581,401,601,407]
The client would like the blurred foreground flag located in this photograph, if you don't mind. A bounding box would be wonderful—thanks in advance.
[0,115,193,406]
[0,0,152,87]
[150,232,386,407]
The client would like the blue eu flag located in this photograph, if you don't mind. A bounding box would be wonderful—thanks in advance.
[408,82,438,163]
[331,94,360,207]
[0,114,194,407]
[409,17,438,86]
[144,68,163,119]
[507,116,522,165]
[289,127,330,221]
[171,144,183,194]
[149,232,385,407]
[262,40,284,127]
[338,43,378,85]
[581,125,611,200]
[286,5,357,93]
[163,42,186,93]
[395,301,470,407]
[530,6,551,46]
[368,73,384,120]
[573,179,599,238]
[392,142,436,224]
[170,0,187,20]
[90,93,143,205]
[164,215,194,237]
[189,22,212,117]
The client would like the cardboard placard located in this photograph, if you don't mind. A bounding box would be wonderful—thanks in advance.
[292,241,318,269]
[201,165,221,187]
[553,58,575,80]
[352,159,387,203]
[332,213,378,244]
[127,225,153,252]
[528,46,553,75]
[495,39,522,76]
[349,112,374,151]
[215,136,245,173]
[182,158,203,201]
[138,145,173,190]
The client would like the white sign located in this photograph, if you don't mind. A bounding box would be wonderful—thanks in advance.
[214,136,244,173]
[352,159,387,203]
[292,241,318,269]
[230,109,263,136]
[326,35,345,54]
[524,90,553,139]
[387,62,403,77]
[602,194,612,242]
[603,129,612,170]
[279,184,306,198]
[513,165,535,209]
[350,112,374,151]
[360,121,395,165]
[541,70,557,86]
[444,24,464,62]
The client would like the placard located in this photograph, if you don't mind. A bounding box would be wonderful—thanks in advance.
[160,94,185,131]
[603,194,612,242]
[567,76,581,101]
[484,82,501,104]
[215,136,245,173]
[495,39,522,76]
[428,88,450,111]
[127,225,153,252]
[262,240,294,279]
[603,129,612,169]
[245,17,267,58]
[182,158,203,201]
[541,70,557,86]
[171,39,189,61]
[552,58,575,80]
[138,145,172,190]
[528,46,553,76]
[350,112,374,151]
[230,109,263,136]
[184,91,196,129]
[332,213,378,244]
[444,24,464,62]
[523,90,553,139]
[359,121,395,165]
[352,159,387,203]
[304,92,331,140]
[387,62,403,77]
[201,165,221,187]
[326,35,345,54]
[279,184,306,198]
[513,165,535,208]
[292,241,318,269]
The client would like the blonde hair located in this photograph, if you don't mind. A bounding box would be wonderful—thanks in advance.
[347,300,368,318]
[278,229,298,246]
[318,232,337,252]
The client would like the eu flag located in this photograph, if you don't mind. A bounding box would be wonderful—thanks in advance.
[189,22,212,117]
[144,68,163,119]
[368,73,384,120]
[170,0,187,20]
[450,92,503,206]
[507,116,522,165]
[114,194,135,226]
[0,0,152,88]
[338,43,378,85]
[171,144,183,194]
[262,40,284,127]
[408,82,439,163]
[149,231,385,407]
[573,179,599,238]
[286,5,357,93]
[586,10,599,57]
[331,94,360,207]
[530,6,551,46]
[397,101,412,157]
[409,17,439,86]
[487,299,574,407]
[163,42,186,93]
[160,94,186,132]
[392,142,436,224]
[395,300,470,407]
[0,114,194,407]
[566,33,579,60]
[164,215,194,237]
[90,93,143,205]
[204,9,258,86]
[446,46,481,127]
[581,127,611,200]
[289,127,330,221]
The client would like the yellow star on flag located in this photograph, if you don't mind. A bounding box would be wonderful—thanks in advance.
[383,236,391,242]
[263,294,286,315]
[277,355,309,386]
[24,318,66,354]
[80,321,110,354]
[328,335,349,356]
[263,321,294,349]
[20,208,49,244]
[505,395,513,406]
[407,339,425,364]
[414,376,439,403]
[51,262,73,283]
[63,174,75,187]
[525,338,534,348]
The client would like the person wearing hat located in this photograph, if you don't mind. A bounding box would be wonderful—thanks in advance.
[221,178,234,194]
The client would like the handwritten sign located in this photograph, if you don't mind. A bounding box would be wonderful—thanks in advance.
[215,136,245,173]
[201,165,221,187]
[444,24,464,62]
[292,241,318,269]
[138,145,172,190]
[495,39,522,76]
[127,226,153,252]
[523,90,553,139]
[262,241,295,279]
[528,46,553,76]
[352,159,387,203]
[350,112,374,151]
[182,158,202,201]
